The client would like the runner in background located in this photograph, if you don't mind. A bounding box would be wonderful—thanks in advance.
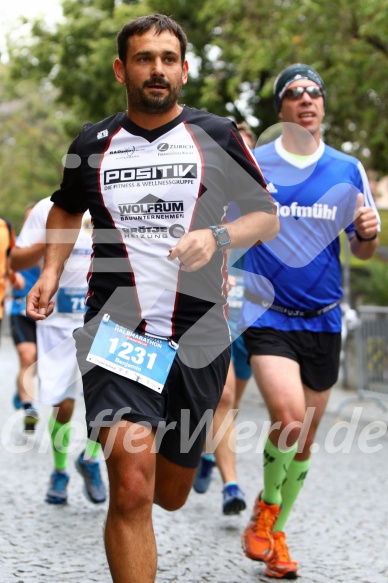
[0,217,24,341]
[10,204,40,432]
[11,198,106,505]
[240,63,380,579]
[193,122,256,514]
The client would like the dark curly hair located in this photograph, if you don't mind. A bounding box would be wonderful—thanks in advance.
[117,13,188,65]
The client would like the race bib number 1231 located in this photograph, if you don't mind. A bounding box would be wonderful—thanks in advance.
[86,315,178,393]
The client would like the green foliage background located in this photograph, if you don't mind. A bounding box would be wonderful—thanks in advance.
[1,0,387,252]
[6,0,388,156]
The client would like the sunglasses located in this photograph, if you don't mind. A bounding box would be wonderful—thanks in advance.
[283,86,323,100]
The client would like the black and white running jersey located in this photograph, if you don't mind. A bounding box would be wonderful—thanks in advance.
[51,106,275,345]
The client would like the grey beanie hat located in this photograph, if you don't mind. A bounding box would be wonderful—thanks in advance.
[273,63,326,112]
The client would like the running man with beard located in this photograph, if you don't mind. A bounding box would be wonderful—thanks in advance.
[26,14,278,583]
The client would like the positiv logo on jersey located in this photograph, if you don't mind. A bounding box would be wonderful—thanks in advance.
[104,163,197,185]
[118,194,184,221]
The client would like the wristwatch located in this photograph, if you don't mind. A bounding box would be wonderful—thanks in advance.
[208,225,231,249]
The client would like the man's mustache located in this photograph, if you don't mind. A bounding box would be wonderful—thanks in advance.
[143,78,171,89]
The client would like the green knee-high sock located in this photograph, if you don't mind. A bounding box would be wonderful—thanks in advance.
[84,438,101,460]
[262,437,298,506]
[274,457,311,532]
[48,415,71,471]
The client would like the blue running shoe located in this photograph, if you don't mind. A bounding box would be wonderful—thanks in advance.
[193,455,215,494]
[75,452,107,504]
[46,471,70,504]
[13,392,22,410]
[222,483,246,515]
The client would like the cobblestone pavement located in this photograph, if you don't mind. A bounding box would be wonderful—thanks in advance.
[1,334,387,583]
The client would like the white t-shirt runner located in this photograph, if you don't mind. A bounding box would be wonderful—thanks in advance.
[17,197,92,328]
[16,197,92,405]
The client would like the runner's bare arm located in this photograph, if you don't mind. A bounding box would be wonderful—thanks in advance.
[10,243,45,271]
[168,210,279,272]
[6,258,25,290]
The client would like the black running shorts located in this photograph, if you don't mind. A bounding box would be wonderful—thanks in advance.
[74,321,230,468]
[10,315,37,345]
[243,327,341,392]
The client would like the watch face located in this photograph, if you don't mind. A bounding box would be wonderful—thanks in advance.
[209,226,230,248]
[217,230,230,245]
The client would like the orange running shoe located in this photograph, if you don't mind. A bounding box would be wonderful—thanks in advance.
[265,531,298,579]
[241,494,280,562]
